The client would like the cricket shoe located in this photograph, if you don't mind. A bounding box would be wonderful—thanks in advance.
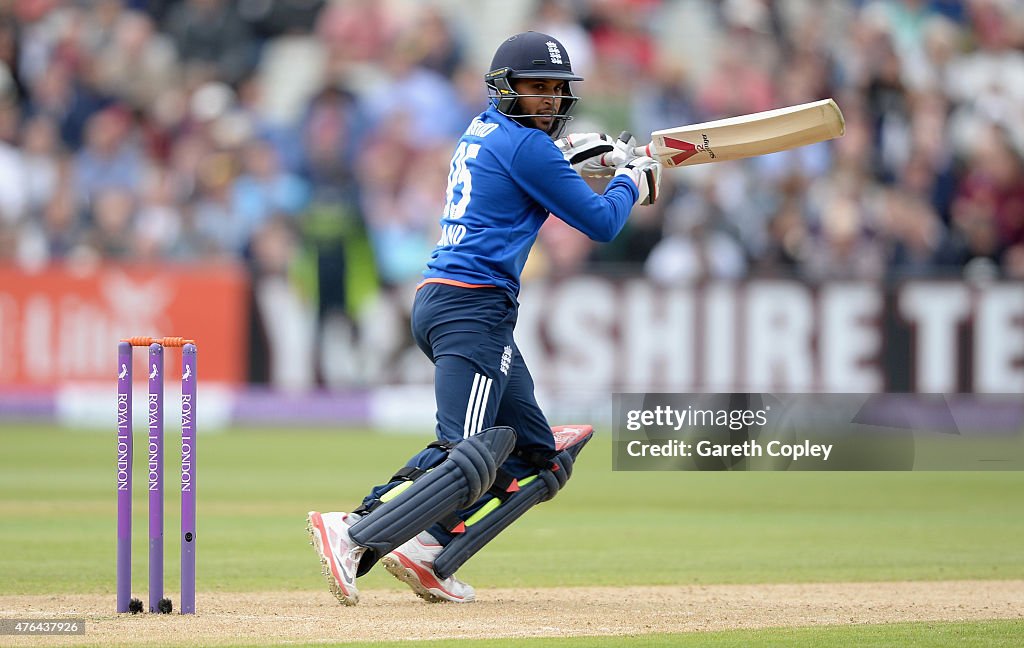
[382,531,475,603]
[307,511,364,606]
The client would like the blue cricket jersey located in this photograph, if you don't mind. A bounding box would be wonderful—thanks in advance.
[422,106,639,296]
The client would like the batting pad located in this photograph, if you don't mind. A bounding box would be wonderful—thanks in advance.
[433,425,593,579]
[349,426,516,576]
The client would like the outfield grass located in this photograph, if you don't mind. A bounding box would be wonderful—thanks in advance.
[1,424,1022,597]
[275,620,1024,648]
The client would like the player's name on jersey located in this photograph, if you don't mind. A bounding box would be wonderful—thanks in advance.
[466,118,499,138]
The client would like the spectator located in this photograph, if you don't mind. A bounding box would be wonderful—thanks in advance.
[164,0,256,85]
[0,13,28,103]
[357,119,444,285]
[945,0,1024,157]
[315,0,399,78]
[754,197,808,277]
[93,10,178,112]
[951,124,1024,260]
[801,191,886,281]
[1004,243,1024,280]
[0,99,28,224]
[86,188,136,259]
[20,113,62,217]
[134,164,184,258]
[361,32,466,147]
[406,5,464,80]
[883,189,949,278]
[192,150,245,256]
[231,138,310,243]
[630,57,698,149]
[696,33,776,119]
[40,179,83,261]
[73,104,144,209]
[297,85,363,193]
[645,186,748,284]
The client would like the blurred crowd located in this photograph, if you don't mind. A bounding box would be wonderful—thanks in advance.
[0,0,1022,313]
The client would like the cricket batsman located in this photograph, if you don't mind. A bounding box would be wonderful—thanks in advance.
[308,31,661,604]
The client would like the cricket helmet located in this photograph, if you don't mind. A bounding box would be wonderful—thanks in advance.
[485,31,582,137]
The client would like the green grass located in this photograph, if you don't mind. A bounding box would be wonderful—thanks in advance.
[273,620,1024,648]
[1,425,1023,595]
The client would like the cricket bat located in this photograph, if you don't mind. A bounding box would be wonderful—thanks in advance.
[633,98,845,168]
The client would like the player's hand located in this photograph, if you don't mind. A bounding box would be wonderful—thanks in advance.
[614,156,662,205]
[595,131,638,172]
[555,132,614,177]
[559,132,640,178]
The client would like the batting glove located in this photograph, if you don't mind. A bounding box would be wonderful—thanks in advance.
[594,131,638,173]
[555,132,615,177]
[614,156,662,205]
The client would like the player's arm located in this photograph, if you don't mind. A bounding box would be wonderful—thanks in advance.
[511,132,645,242]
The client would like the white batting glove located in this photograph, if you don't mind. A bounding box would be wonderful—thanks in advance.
[555,132,615,177]
[614,156,662,205]
[593,131,638,173]
[557,132,641,178]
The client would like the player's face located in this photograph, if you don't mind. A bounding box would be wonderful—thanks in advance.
[512,78,565,131]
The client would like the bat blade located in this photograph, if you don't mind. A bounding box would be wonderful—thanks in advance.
[639,98,845,168]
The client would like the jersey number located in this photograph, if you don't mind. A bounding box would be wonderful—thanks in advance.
[443,142,481,221]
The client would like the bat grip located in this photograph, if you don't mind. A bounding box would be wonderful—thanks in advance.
[618,131,651,158]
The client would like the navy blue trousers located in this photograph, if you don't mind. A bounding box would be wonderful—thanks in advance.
[360,282,554,543]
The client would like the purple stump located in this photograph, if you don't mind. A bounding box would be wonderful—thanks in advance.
[116,342,133,613]
[180,343,197,614]
[148,343,164,613]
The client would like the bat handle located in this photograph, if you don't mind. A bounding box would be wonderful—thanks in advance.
[615,132,653,158]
